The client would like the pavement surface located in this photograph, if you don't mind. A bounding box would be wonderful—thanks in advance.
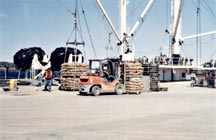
[0,82,216,140]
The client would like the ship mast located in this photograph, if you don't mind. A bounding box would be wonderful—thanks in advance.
[66,0,85,61]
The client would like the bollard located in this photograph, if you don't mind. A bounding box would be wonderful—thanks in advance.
[9,79,18,91]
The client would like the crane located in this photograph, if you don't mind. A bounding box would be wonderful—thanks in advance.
[96,0,155,61]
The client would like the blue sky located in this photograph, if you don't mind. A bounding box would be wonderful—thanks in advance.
[0,0,216,64]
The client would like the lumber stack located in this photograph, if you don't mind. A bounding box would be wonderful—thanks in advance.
[60,63,88,91]
[123,61,144,94]
[149,64,160,91]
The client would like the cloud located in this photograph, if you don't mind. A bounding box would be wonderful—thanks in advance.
[0,12,7,19]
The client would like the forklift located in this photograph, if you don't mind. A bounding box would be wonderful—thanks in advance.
[79,58,124,96]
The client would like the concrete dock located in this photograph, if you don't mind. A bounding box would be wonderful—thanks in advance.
[0,82,216,140]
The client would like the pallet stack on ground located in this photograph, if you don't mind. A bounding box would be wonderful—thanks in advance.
[213,77,216,88]
[211,71,216,88]
[123,61,144,94]
[149,64,160,91]
[60,63,88,91]
[142,64,150,76]
[196,74,205,86]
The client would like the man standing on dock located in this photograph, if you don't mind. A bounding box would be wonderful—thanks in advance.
[43,68,54,92]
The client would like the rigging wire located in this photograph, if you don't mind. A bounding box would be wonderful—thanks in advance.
[56,0,88,62]
[80,0,97,58]
[94,2,120,57]
[127,0,145,19]
[76,1,85,46]
[196,0,202,65]
[105,32,113,58]
[191,0,216,63]
[167,0,172,56]
[77,0,87,60]
[111,44,120,57]
[130,1,155,37]
[55,0,73,14]
[202,0,216,20]
[191,0,216,25]
[55,0,72,63]
[209,48,216,60]
[181,44,191,58]
[159,0,170,57]
[159,33,168,56]
[132,39,143,58]
[130,0,135,27]
[94,3,112,34]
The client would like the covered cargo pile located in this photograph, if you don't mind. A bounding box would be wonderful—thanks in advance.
[60,63,88,91]
[123,61,144,94]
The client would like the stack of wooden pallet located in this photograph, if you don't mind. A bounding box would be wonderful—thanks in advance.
[213,77,216,88]
[60,63,88,91]
[149,64,160,91]
[123,61,144,94]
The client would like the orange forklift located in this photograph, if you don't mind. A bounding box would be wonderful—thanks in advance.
[79,58,124,96]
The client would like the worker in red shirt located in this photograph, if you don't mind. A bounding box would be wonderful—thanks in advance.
[43,68,54,92]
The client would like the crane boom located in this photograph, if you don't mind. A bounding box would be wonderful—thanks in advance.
[96,0,121,42]
[173,0,184,40]
[129,0,155,37]
[171,0,184,55]
[181,31,216,41]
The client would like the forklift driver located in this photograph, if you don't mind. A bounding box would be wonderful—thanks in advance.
[101,66,115,82]
[101,66,109,81]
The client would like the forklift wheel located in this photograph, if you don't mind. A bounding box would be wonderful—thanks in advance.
[92,86,101,96]
[115,84,124,95]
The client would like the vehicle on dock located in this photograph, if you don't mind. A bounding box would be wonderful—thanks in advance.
[79,58,124,96]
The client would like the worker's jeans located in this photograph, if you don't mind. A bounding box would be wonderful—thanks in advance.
[44,79,52,91]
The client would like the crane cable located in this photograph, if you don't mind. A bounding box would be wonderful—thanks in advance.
[200,1,216,25]
[209,48,216,60]
[76,1,87,61]
[56,0,72,13]
[80,0,97,58]
[196,0,202,65]
[191,0,216,25]
[94,2,118,56]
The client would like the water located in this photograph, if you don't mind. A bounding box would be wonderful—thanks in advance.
[0,70,61,79]
[0,70,31,79]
